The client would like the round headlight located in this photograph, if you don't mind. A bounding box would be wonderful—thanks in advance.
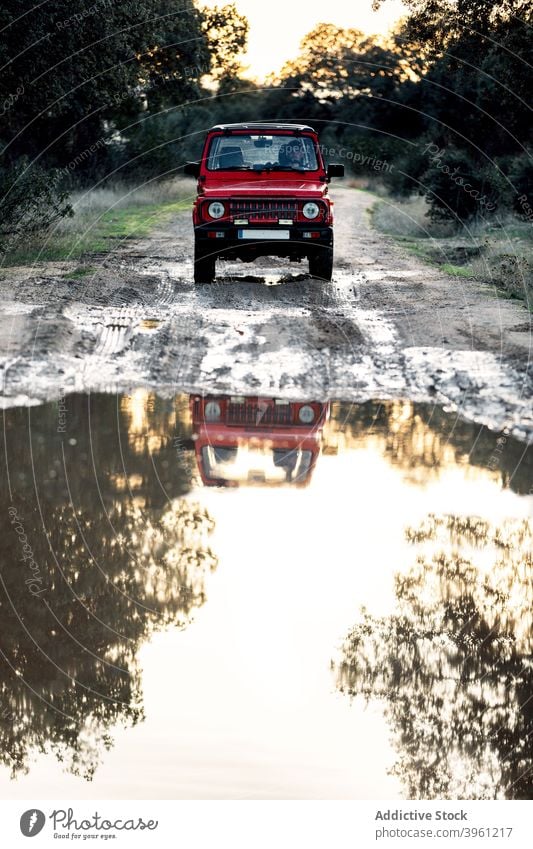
[302,202,320,219]
[298,405,315,424]
[208,201,225,219]
[205,401,221,422]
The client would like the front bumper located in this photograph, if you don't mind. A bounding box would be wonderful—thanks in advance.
[194,222,333,261]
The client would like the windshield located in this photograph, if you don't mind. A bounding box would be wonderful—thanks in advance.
[206,134,319,172]
[201,444,314,485]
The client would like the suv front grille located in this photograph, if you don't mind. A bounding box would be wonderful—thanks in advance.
[229,199,298,222]
[227,401,293,426]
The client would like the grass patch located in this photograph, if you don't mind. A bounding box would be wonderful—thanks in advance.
[401,240,436,262]
[441,263,475,278]
[64,266,96,279]
[1,178,194,267]
[370,194,533,308]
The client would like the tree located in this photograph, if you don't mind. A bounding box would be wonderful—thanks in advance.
[0,393,217,779]
[0,1,248,171]
[202,3,248,84]
[331,399,533,494]
[375,0,533,154]
[268,23,427,172]
[337,514,533,799]
[0,161,72,254]
[276,24,366,101]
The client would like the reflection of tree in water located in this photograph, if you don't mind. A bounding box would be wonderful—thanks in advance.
[330,401,533,494]
[0,393,216,780]
[337,515,533,799]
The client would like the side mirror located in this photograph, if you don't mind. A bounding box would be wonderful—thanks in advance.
[184,161,201,178]
[327,163,344,179]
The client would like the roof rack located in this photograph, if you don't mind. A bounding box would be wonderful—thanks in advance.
[209,122,316,133]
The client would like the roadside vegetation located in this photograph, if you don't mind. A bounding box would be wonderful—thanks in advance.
[0,0,245,264]
[1,179,194,268]
[370,195,533,307]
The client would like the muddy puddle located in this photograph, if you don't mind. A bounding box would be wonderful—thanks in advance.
[0,393,531,799]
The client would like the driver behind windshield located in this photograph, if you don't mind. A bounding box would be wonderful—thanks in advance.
[278,139,307,169]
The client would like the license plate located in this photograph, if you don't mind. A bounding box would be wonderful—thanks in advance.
[238,229,290,240]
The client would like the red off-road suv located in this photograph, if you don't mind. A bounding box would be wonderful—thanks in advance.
[190,394,329,487]
[184,123,344,284]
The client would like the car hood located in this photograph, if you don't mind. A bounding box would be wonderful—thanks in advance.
[200,179,328,199]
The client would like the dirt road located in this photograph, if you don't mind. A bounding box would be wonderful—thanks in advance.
[1,187,531,439]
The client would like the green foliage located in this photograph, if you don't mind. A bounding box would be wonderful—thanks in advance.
[508,155,533,213]
[0,161,72,254]
[120,112,190,180]
[0,1,247,171]
[276,24,365,100]
[202,3,248,82]
[0,1,247,237]
[420,150,506,221]
[2,184,191,265]
[379,0,533,158]
[269,2,532,222]
[382,146,428,197]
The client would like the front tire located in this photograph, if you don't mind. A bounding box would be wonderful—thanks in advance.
[194,244,216,284]
[309,246,333,281]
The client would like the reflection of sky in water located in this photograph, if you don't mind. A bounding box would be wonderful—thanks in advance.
[0,393,531,799]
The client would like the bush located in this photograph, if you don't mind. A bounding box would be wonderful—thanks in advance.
[420,149,509,222]
[382,146,429,198]
[336,133,405,178]
[508,154,533,215]
[120,108,212,181]
[0,160,72,254]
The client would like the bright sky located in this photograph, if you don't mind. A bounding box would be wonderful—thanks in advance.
[201,0,408,80]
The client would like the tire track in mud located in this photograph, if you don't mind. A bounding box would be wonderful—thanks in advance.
[0,188,531,440]
[2,260,531,441]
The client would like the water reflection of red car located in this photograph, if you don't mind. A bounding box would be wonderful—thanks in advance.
[190,395,329,487]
